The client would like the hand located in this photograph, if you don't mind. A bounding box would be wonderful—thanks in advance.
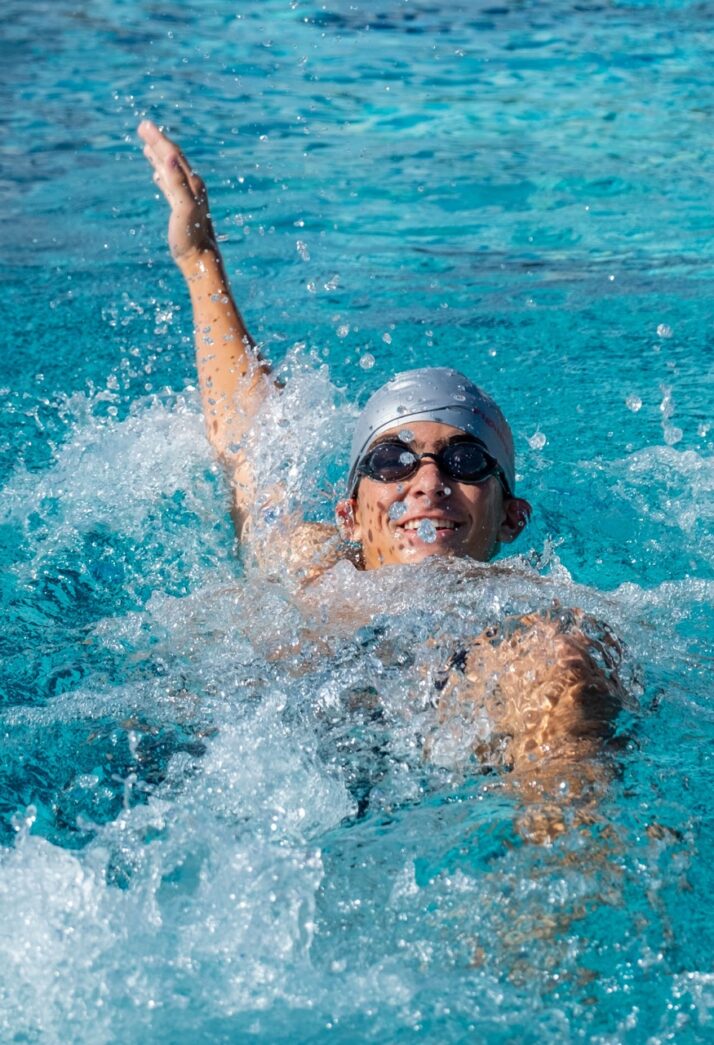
[138,120,216,263]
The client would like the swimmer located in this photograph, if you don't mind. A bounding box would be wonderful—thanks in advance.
[137,120,529,570]
[138,120,629,832]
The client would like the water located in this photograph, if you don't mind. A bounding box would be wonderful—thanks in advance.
[1,0,713,1040]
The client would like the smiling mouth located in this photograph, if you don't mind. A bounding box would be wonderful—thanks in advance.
[397,518,462,533]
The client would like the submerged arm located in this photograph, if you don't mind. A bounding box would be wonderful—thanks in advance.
[438,609,630,842]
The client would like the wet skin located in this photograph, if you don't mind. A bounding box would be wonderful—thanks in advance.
[336,421,529,570]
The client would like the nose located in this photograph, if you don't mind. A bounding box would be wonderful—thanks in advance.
[408,456,449,498]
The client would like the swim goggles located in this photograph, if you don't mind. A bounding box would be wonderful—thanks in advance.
[356,438,510,494]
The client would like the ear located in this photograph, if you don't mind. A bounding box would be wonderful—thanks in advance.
[335,498,361,542]
[499,496,532,544]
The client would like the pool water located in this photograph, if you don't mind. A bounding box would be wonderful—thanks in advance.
[1,0,713,1040]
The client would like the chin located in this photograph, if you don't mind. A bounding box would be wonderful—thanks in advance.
[392,542,459,565]
[400,540,498,566]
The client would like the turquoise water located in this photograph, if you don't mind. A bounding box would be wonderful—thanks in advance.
[1,0,713,1040]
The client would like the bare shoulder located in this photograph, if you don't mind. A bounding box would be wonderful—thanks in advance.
[289,521,351,576]
[245,517,360,581]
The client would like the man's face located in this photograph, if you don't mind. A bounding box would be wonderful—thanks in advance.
[338,421,527,570]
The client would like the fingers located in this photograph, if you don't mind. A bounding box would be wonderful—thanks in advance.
[138,121,192,181]
[138,119,185,165]
[187,170,207,205]
[137,120,203,208]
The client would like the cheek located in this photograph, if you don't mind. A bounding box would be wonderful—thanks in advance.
[467,487,503,539]
[359,496,397,550]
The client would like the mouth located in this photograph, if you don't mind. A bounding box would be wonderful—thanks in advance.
[395,516,463,541]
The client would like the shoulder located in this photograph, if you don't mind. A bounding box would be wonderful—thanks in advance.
[289,522,348,573]
[247,518,361,581]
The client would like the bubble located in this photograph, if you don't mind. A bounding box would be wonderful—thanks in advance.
[528,431,547,450]
[664,426,683,446]
[388,501,407,521]
[398,429,414,443]
[656,323,673,339]
[399,451,413,466]
[626,395,643,413]
[359,353,375,370]
[382,332,392,344]
[416,519,437,543]
[337,324,350,339]
[296,240,310,261]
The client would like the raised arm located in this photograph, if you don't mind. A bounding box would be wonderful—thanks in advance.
[138,120,273,532]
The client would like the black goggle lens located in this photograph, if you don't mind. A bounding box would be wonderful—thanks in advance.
[359,440,500,486]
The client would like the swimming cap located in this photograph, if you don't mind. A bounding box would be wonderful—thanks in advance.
[348,367,515,495]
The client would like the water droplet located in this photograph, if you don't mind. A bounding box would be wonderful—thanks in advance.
[359,353,375,370]
[398,429,414,443]
[626,394,642,413]
[452,393,466,402]
[388,501,407,521]
[416,519,437,543]
[337,324,350,339]
[528,431,547,450]
[656,323,673,339]
[659,385,674,419]
[382,332,392,344]
[296,239,310,261]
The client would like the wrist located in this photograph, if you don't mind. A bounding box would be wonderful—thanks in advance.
[176,244,224,282]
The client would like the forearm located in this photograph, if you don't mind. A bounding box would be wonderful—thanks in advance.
[178,247,272,459]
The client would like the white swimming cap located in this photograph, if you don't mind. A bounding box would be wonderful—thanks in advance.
[348,367,515,495]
